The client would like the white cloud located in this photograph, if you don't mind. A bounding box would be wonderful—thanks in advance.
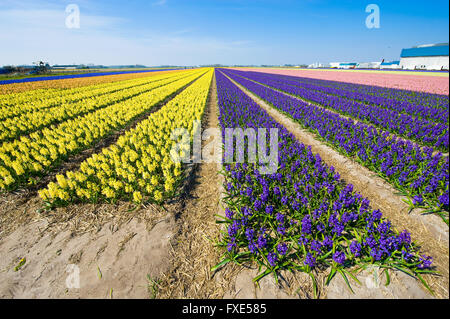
[0,7,125,30]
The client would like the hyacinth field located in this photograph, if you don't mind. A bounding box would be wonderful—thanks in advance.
[0,66,448,299]
[237,68,450,95]
[219,69,449,223]
[212,69,441,295]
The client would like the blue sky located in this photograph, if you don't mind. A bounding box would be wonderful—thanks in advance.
[0,0,448,66]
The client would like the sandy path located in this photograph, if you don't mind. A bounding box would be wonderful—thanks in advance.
[220,70,448,299]
[156,72,231,298]
[155,71,311,299]
[0,211,175,298]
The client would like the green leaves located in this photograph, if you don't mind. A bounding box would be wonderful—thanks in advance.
[211,257,231,273]
[337,268,355,294]
[325,268,337,286]
[14,257,26,272]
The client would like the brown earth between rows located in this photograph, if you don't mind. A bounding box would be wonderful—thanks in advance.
[156,71,315,299]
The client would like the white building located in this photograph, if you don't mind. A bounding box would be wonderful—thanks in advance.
[356,62,381,69]
[339,62,357,69]
[380,61,400,69]
[329,62,357,69]
[329,62,340,68]
[399,43,449,70]
[308,62,328,68]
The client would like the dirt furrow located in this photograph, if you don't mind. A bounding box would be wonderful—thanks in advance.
[156,70,309,299]
[156,71,236,298]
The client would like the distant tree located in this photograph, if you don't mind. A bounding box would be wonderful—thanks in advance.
[32,61,50,74]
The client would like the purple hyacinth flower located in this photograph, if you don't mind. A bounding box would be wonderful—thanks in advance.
[311,240,322,253]
[276,212,285,223]
[350,241,362,257]
[418,255,433,269]
[273,186,281,196]
[225,208,234,219]
[402,249,413,261]
[439,192,449,206]
[413,195,424,205]
[316,222,325,233]
[277,243,288,256]
[257,235,267,249]
[304,252,316,268]
[301,215,312,234]
[227,240,236,252]
[277,225,286,236]
[298,235,309,246]
[254,200,262,211]
[322,236,333,250]
[267,251,278,267]
[245,228,255,241]
[248,241,258,254]
[399,230,411,245]
[333,251,346,264]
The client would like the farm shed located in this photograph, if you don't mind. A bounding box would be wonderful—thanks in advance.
[338,62,357,69]
[399,43,449,70]
[380,61,400,69]
[356,62,381,69]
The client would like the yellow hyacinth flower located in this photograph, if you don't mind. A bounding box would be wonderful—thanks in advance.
[133,191,143,203]
[34,68,212,205]
[154,190,163,202]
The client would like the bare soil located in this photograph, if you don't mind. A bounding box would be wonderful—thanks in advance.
[156,71,242,298]
[0,199,178,298]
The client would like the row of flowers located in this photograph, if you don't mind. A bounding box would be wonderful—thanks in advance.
[213,69,435,295]
[0,70,183,120]
[286,72,449,109]
[226,69,448,151]
[236,68,449,96]
[0,71,194,142]
[220,69,449,223]
[0,69,177,95]
[0,69,207,191]
[235,70,449,123]
[38,69,213,205]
